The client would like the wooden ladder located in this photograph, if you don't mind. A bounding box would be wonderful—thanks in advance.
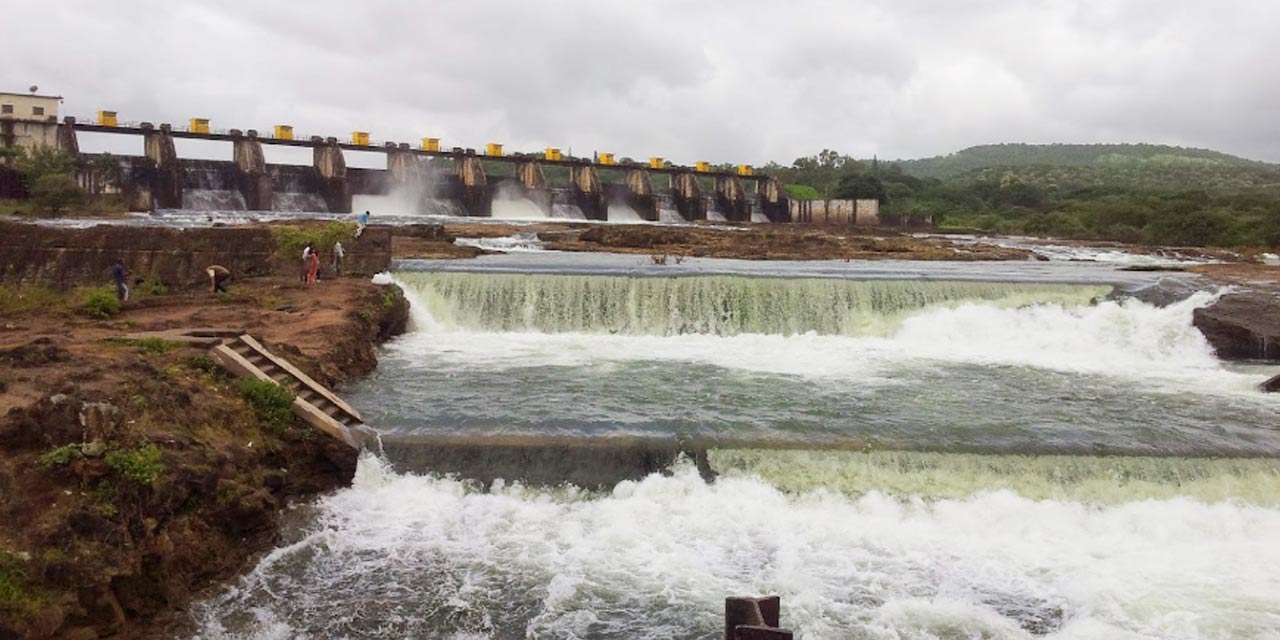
[210,335,366,448]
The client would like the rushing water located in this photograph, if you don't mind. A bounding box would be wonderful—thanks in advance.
[188,259,1280,640]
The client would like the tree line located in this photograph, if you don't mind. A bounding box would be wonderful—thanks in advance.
[771,147,1280,247]
[0,148,122,216]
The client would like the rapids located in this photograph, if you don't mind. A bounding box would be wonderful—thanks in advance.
[187,262,1280,640]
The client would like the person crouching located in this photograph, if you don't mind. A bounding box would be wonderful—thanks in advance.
[206,265,231,293]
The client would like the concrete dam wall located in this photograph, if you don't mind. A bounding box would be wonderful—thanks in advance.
[0,220,392,288]
[64,121,792,222]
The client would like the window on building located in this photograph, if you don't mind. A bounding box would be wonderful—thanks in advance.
[0,104,12,114]
[32,106,45,116]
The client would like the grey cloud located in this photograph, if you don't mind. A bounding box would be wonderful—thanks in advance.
[2,0,1277,166]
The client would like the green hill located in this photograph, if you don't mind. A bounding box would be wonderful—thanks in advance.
[895,143,1272,180]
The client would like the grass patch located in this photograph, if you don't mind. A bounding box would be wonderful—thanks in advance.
[272,222,356,261]
[105,445,164,485]
[236,378,297,432]
[187,354,221,374]
[87,480,118,517]
[0,550,39,613]
[0,284,62,315]
[108,337,184,355]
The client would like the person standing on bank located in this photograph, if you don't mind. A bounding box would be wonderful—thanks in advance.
[306,248,321,286]
[356,210,370,237]
[301,244,313,283]
[332,240,345,277]
[111,258,129,302]
[206,265,231,293]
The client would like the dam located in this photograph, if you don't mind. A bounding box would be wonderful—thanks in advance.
[51,115,791,222]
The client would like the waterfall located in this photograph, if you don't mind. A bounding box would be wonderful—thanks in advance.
[395,273,1110,336]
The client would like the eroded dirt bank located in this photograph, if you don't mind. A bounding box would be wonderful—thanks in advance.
[0,276,408,639]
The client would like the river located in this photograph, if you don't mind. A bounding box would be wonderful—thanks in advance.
[186,252,1280,640]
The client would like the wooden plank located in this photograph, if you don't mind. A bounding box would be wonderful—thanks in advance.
[209,344,359,449]
[238,335,364,422]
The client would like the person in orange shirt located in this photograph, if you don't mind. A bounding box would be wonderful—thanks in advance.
[306,249,321,285]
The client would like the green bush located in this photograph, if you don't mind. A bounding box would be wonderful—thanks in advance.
[272,222,356,261]
[105,445,164,485]
[30,174,86,215]
[237,378,297,432]
[80,288,120,319]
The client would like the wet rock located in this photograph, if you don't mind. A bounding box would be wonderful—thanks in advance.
[67,511,116,538]
[78,402,122,440]
[1192,292,1280,360]
[1259,372,1280,393]
[0,337,69,367]
[0,393,83,449]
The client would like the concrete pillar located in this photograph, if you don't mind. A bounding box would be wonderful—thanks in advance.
[232,129,273,211]
[671,172,706,221]
[312,136,351,213]
[725,596,790,640]
[623,168,658,221]
[455,153,490,216]
[142,123,182,209]
[515,160,546,190]
[756,176,790,223]
[513,160,554,216]
[570,163,607,220]
[58,116,79,156]
[714,175,752,222]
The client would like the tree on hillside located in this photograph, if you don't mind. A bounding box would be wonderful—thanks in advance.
[17,147,78,183]
[832,174,888,203]
[31,174,85,216]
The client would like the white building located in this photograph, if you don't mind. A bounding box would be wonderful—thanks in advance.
[0,91,62,150]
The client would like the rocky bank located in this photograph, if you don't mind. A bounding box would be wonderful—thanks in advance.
[0,277,409,639]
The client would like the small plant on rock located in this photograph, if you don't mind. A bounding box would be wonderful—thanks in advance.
[38,444,86,467]
[105,444,164,485]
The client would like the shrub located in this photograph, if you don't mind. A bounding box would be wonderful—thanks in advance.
[80,288,120,319]
[105,444,164,485]
[30,174,86,215]
[272,222,356,261]
[237,378,296,432]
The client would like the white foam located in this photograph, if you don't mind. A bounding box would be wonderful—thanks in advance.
[189,462,1280,639]
[386,286,1266,396]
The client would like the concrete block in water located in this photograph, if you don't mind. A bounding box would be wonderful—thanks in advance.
[725,596,791,640]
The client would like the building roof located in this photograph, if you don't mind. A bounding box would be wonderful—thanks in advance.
[0,92,63,100]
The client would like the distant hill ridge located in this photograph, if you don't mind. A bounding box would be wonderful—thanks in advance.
[894,143,1273,179]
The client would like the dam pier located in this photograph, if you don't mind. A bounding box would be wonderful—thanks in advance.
[55,115,791,222]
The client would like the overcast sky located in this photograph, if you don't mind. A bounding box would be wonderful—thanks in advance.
[4,0,1278,166]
